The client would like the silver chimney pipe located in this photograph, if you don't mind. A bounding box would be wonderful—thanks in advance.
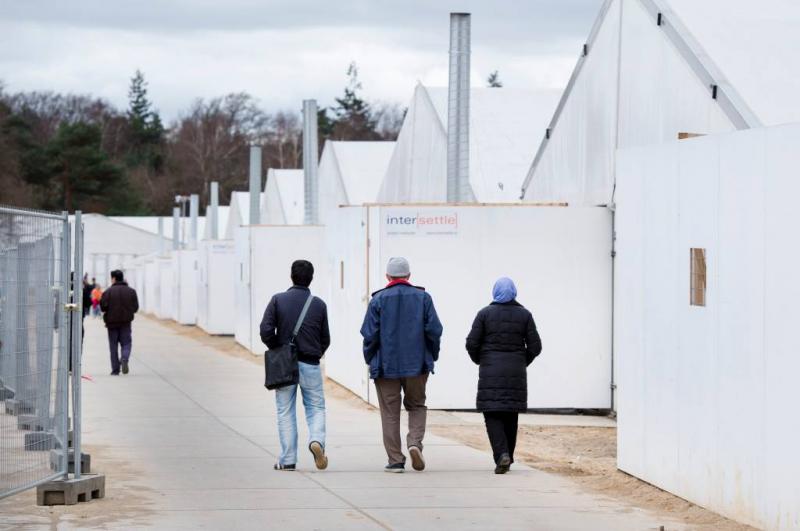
[302,99,319,225]
[158,217,165,255]
[172,207,180,250]
[210,181,219,240]
[249,145,262,225]
[189,194,199,249]
[447,12,471,203]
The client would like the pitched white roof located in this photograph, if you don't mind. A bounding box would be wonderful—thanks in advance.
[667,0,800,126]
[426,86,561,202]
[226,191,264,237]
[522,0,800,204]
[272,169,304,225]
[330,142,395,205]
[112,216,205,242]
[378,83,561,203]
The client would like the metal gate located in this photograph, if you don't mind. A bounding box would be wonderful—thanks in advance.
[0,206,83,499]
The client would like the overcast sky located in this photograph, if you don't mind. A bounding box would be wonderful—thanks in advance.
[0,1,602,121]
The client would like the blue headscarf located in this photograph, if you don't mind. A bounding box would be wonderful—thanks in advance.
[492,277,517,304]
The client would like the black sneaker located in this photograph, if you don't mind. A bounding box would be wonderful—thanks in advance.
[309,441,328,470]
[274,463,296,471]
[121,360,129,374]
[384,463,405,473]
[495,453,511,474]
[110,371,120,376]
[409,446,425,471]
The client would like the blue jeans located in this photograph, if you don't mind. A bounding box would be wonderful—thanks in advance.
[275,362,326,465]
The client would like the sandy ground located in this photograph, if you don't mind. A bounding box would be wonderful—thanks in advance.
[428,424,756,531]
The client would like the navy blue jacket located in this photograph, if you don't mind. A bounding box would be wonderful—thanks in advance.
[260,286,330,365]
[360,281,443,379]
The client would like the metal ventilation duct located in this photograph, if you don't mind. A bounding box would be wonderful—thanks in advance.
[302,99,320,225]
[209,181,219,240]
[189,194,199,249]
[447,12,471,203]
[249,145,262,225]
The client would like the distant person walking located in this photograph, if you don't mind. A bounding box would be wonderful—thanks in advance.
[100,270,139,376]
[260,260,331,471]
[361,257,443,473]
[91,284,103,318]
[82,275,94,318]
[465,277,541,474]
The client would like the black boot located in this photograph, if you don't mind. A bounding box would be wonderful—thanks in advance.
[494,453,511,474]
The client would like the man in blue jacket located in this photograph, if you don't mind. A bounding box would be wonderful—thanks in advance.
[361,257,443,473]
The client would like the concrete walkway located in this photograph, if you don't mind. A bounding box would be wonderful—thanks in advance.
[2,316,682,530]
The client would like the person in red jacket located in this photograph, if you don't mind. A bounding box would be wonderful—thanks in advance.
[100,270,139,375]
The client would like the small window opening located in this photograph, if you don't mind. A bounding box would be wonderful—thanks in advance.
[690,248,706,307]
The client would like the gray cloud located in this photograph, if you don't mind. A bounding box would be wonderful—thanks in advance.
[0,0,603,119]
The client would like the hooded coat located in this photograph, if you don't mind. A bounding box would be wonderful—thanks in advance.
[465,301,542,412]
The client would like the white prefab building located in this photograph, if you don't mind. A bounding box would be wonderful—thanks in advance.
[521,0,800,205]
[615,124,800,530]
[77,214,170,285]
[318,141,394,223]
[324,204,612,410]
[197,239,236,335]
[173,249,198,325]
[233,225,328,354]
[261,169,304,225]
[154,256,174,320]
[202,206,229,240]
[225,191,263,239]
[379,84,561,203]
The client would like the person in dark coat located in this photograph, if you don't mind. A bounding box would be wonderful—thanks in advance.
[100,270,139,375]
[465,277,541,474]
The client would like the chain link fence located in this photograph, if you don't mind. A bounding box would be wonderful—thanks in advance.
[0,205,72,499]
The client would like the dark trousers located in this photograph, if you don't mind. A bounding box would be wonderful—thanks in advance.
[483,411,519,464]
[107,324,132,374]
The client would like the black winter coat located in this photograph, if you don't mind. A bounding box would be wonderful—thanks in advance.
[465,300,542,412]
[100,281,139,329]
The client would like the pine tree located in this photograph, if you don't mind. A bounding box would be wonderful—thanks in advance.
[331,62,380,140]
[487,70,503,88]
[126,70,165,170]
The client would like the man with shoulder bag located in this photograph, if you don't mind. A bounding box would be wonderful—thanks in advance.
[260,260,331,471]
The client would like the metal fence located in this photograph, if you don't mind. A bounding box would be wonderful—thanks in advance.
[0,206,82,499]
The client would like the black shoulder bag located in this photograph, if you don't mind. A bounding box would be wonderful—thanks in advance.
[264,293,314,390]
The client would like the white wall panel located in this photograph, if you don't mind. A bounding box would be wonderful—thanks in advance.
[616,123,800,530]
[197,240,236,335]
[235,226,328,355]
[233,228,252,350]
[176,250,198,325]
[323,208,371,400]
[324,205,613,410]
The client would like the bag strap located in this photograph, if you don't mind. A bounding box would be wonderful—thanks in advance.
[291,293,314,339]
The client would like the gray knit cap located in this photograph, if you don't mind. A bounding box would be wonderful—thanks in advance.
[386,257,410,277]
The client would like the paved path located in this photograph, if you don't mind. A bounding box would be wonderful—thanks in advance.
[2,316,682,530]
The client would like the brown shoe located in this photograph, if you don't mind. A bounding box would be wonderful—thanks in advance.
[409,446,425,471]
[309,441,328,470]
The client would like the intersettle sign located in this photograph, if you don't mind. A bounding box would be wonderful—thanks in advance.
[383,211,459,236]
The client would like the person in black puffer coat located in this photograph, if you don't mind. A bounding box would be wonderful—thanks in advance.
[465,277,541,474]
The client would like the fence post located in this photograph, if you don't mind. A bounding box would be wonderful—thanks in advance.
[71,211,84,480]
[60,212,71,479]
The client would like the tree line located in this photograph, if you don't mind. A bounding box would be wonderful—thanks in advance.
[0,63,404,215]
